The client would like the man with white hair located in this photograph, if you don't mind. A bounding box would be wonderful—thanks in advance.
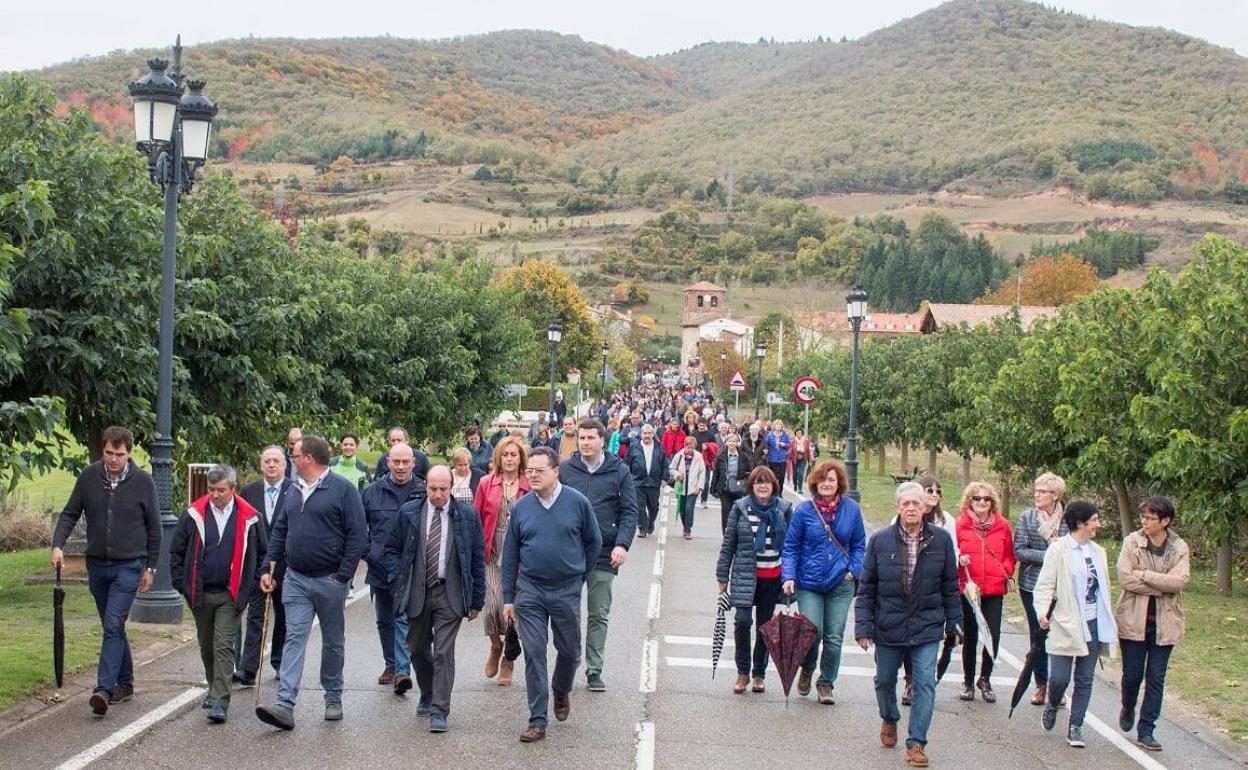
[236,446,294,686]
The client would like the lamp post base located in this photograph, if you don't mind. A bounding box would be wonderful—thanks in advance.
[129,589,184,624]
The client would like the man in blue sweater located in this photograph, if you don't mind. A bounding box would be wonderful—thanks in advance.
[502,446,601,744]
[256,435,367,730]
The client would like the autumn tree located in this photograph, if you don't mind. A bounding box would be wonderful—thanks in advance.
[977,253,1101,306]
[497,259,603,385]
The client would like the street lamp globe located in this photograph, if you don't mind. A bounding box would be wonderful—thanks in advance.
[601,343,610,358]
[755,341,767,359]
[128,59,181,147]
[547,322,563,344]
[178,80,218,161]
[847,286,869,321]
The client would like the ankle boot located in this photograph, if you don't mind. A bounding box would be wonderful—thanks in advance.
[485,636,503,679]
[497,658,514,686]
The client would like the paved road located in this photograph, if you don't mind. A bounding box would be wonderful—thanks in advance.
[2,488,1245,770]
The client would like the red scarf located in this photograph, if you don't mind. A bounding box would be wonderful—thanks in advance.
[814,495,841,527]
[965,508,995,532]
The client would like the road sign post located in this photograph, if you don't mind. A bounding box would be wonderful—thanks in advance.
[792,375,821,444]
[729,369,747,423]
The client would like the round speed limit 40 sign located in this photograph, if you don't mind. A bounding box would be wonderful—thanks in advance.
[793,375,821,405]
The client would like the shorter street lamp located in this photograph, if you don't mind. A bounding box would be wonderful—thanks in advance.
[599,343,610,402]
[753,340,767,420]
[846,286,869,501]
[547,322,562,416]
[719,349,727,396]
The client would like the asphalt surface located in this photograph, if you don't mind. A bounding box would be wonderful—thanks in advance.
[3,488,1245,770]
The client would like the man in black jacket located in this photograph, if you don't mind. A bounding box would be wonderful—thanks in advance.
[256,435,367,730]
[235,445,292,686]
[559,419,638,693]
[625,423,665,537]
[51,426,160,717]
[855,482,962,768]
[169,465,266,724]
[375,426,430,482]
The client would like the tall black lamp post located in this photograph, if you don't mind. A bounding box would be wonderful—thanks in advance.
[753,340,767,420]
[719,349,727,398]
[127,37,217,623]
[846,286,868,502]
[599,343,609,402]
[547,321,562,416]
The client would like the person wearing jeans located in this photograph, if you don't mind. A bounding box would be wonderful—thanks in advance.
[1115,495,1190,752]
[668,436,706,540]
[1033,500,1119,749]
[782,460,866,705]
[716,466,792,694]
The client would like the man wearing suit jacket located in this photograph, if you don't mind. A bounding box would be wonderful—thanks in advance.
[235,445,292,686]
[626,423,666,537]
[382,466,485,733]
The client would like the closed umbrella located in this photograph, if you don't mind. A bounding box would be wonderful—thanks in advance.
[935,631,959,682]
[504,620,522,662]
[254,563,275,709]
[710,592,731,679]
[1008,600,1055,718]
[962,576,996,663]
[53,565,65,689]
[757,607,818,704]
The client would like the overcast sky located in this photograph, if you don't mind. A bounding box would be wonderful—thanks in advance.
[4,0,1248,72]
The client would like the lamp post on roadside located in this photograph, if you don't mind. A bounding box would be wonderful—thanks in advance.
[753,340,767,420]
[599,343,609,402]
[846,286,868,502]
[719,349,727,398]
[126,37,217,624]
[547,322,562,417]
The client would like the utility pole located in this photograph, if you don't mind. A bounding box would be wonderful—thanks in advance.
[726,159,735,217]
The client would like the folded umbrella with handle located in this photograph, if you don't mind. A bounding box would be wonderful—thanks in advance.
[961,573,996,664]
[53,564,65,689]
[710,592,731,679]
[1008,599,1056,718]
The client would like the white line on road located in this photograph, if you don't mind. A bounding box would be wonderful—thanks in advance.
[639,639,659,693]
[54,687,206,770]
[652,548,664,577]
[657,526,667,545]
[634,721,656,770]
[647,583,662,620]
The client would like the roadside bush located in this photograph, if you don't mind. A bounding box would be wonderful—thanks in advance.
[0,502,52,551]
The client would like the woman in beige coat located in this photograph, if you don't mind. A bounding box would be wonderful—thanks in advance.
[1115,495,1189,753]
[1033,500,1118,749]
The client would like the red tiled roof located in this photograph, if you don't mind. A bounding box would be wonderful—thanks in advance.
[685,281,727,292]
[922,303,1058,332]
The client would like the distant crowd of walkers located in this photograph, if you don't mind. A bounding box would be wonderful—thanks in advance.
[49,379,1190,761]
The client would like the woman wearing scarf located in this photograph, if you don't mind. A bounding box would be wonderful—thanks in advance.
[1033,500,1119,748]
[1013,472,1068,706]
[781,460,867,705]
[669,435,706,539]
[716,466,793,694]
[955,481,1015,703]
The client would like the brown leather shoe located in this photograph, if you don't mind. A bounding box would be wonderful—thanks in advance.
[906,745,929,767]
[377,667,395,685]
[816,682,835,705]
[1031,684,1046,706]
[485,637,502,679]
[553,693,570,722]
[733,674,748,694]
[958,683,975,701]
[751,677,765,693]
[498,658,514,686]
[519,724,546,743]
[977,677,997,704]
[880,720,898,747]
[797,669,812,696]
[108,684,134,704]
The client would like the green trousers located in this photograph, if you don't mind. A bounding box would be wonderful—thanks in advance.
[584,569,615,676]
[192,591,241,706]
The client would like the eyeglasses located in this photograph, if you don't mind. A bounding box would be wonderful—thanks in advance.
[971,495,993,503]
[525,466,554,475]
[925,487,942,495]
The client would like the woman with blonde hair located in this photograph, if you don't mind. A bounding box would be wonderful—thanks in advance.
[955,481,1014,703]
[449,446,484,504]
[1013,472,1068,705]
[473,435,530,685]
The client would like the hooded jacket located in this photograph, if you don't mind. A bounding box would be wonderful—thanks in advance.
[169,494,266,611]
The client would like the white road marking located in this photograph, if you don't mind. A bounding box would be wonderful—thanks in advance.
[634,721,656,770]
[54,687,206,770]
[639,639,659,693]
[657,526,667,545]
[652,549,664,577]
[647,583,662,620]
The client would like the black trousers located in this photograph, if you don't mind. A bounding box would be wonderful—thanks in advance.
[768,462,787,493]
[637,485,660,534]
[962,594,1004,685]
[719,493,743,532]
[735,577,782,678]
[240,578,285,677]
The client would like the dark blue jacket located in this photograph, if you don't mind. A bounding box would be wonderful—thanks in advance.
[266,471,367,584]
[466,441,492,474]
[559,453,639,574]
[854,522,962,647]
[382,495,485,617]
[625,441,668,488]
[764,430,792,464]
[361,474,427,588]
[376,449,430,482]
[717,495,792,608]
[782,497,867,592]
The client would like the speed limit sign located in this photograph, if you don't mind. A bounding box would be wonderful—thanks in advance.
[793,375,821,405]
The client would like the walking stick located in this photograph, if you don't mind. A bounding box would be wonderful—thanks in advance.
[255,562,276,708]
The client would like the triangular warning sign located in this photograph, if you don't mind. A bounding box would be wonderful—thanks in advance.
[730,370,746,387]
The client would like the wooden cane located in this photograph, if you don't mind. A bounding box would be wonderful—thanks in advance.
[254,562,276,708]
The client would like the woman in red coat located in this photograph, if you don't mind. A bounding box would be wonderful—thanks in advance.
[660,418,686,458]
[955,481,1015,703]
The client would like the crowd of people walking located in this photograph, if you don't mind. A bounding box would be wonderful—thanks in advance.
[48,376,1192,762]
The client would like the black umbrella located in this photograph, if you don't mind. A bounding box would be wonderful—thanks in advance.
[935,631,959,682]
[1008,599,1055,718]
[53,564,65,688]
[503,620,522,662]
[711,592,730,679]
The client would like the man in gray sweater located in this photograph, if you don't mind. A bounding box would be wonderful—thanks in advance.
[502,446,601,744]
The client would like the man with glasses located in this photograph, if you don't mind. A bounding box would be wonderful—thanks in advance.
[376,426,430,482]
[501,447,601,743]
[236,446,294,687]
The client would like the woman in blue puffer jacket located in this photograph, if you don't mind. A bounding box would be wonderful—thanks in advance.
[781,459,867,705]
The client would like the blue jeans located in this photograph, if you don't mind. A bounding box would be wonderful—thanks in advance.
[1048,618,1100,729]
[679,494,697,532]
[1121,623,1173,739]
[277,569,349,709]
[875,641,939,749]
[796,579,855,686]
[515,576,581,728]
[372,586,411,676]
[86,558,143,696]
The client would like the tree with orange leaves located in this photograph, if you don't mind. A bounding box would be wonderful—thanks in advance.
[976,253,1100,306]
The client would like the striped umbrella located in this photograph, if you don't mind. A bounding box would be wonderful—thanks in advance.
[711,592,731,679]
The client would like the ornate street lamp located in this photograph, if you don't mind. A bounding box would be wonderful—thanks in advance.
[547,321,563,416]
[127,36,217,624]
[846,286,868,502]
[599,343,610,402]
[753,340,767,420]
